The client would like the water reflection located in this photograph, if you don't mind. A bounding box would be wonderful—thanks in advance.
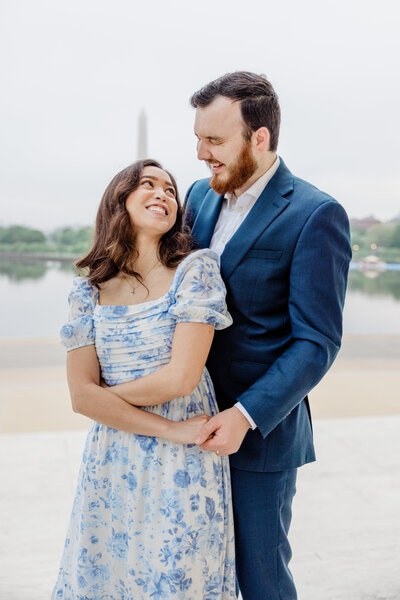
[0,258,76,282]
[0,260,48,281]
[348,269,400,301]
[1,258,399,299]
[1,258,399,338]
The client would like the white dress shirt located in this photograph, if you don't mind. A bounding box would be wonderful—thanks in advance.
[209,157,280,430]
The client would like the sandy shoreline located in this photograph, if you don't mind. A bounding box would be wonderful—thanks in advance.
[1,335,399,433]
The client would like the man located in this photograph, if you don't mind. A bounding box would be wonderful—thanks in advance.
[185,72,352,599]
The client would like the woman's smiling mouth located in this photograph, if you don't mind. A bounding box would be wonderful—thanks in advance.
[146,204,168,216]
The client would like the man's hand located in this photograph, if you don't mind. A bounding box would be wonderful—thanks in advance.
[195,407,251,455]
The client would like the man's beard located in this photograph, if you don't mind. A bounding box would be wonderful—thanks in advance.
[209,141,257,196]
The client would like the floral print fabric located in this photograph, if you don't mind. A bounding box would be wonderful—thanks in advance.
[53,249,237,599]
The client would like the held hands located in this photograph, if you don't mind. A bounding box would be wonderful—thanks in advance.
[169,415,211,445]
[195,407,251,456]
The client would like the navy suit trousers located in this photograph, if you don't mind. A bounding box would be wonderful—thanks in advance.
[230,467,298,600]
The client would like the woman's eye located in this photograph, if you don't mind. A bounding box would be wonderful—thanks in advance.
[166,188,176,197]
[142,180,153,187]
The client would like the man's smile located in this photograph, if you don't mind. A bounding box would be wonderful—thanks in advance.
[208,161,224,172]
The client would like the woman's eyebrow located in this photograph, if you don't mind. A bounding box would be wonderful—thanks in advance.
[140,175,174,187]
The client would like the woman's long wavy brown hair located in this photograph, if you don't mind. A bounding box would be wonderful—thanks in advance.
[76,159,194,287]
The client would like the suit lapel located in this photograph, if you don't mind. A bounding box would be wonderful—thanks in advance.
[220,160,293,281]
[191,188,223,248]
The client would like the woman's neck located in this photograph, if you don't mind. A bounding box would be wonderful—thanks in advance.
[131,233,161,274]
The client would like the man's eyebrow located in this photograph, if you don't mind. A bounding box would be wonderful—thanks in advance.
[195,133,224,142]
[140,175,174,187]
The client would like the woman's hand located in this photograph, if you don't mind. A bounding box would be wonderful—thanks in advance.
[168,415,212,445]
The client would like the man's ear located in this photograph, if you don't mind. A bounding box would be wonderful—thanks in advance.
[253,127,270,152]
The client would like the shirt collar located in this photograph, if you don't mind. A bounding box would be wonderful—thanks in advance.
[225,156,280,209]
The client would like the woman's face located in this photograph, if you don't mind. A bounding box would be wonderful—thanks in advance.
[125,166,178,238]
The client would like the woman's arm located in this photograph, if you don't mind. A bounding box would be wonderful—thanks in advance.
[67,344,210,444]
[104,322,214,406]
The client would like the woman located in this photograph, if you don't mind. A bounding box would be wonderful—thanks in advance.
[53,159,237,599]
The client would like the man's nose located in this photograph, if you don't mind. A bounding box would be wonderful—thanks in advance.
[197,140,212,161]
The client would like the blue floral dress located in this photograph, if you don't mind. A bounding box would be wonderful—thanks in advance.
[53,249,237,600]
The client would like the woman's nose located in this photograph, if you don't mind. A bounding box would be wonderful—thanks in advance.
[155,190,167,201]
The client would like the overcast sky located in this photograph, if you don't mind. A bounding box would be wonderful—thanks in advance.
[1,0,399,230]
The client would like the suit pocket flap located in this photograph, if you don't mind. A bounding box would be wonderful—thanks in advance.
[230,359,271,384]
[246,249,283,260]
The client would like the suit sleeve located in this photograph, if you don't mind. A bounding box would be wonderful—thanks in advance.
[237,200,352,438]
[183,178,213,231]
[183,181,198,229]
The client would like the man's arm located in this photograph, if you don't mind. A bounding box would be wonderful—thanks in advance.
[183,179,211,229]
[198,200,351,453]
[184,180,197,210]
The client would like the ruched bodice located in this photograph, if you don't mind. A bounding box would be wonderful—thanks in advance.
[94,297,176,384]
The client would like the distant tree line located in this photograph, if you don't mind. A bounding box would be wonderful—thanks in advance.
[1,222,400,262]
[351,222,400,262]
[0,225,94,256]
[0,225,46,245]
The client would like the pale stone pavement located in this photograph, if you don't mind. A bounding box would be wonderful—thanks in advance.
[1,335,399,599]
[0,416,399,599]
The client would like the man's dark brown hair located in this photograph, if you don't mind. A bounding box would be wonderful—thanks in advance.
[190,71,281,152]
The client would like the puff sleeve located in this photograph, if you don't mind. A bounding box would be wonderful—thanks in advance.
[60,277,97,351]
[169,249,232,330]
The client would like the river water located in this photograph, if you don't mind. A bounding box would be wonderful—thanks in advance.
[1,259,400,339]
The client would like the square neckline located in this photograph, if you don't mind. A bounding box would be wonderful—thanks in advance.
[94,250,204,310]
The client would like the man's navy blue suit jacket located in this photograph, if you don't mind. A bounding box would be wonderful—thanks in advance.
[184,159,352,472]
